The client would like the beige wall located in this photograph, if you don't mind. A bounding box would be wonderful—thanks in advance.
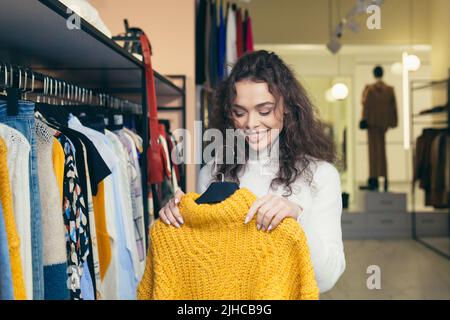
[430,0,450,103]
[90,0,197,192]
[248,0,430,45]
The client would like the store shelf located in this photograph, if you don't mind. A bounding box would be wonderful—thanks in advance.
[0,0,182,102]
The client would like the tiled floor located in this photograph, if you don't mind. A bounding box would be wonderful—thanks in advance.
[321,239,450,300]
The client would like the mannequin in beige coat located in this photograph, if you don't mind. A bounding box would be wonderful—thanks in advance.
[360,66,398,191]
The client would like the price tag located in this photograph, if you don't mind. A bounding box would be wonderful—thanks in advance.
[114,114,123,125]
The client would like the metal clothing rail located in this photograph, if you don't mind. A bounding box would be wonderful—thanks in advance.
[0,62,142,114]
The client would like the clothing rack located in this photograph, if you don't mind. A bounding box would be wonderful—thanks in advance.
[0,62,142,114]
[410,69,450,260]
[0,0,186,249]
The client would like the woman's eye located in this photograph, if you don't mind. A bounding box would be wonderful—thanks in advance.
[233,111,245,117]
[259,111,271,116]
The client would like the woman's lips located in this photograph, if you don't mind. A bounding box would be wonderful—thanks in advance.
[246,134,260,143]
[245,130,269,144]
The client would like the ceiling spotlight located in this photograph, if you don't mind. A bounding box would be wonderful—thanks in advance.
[331,83,349,100]
[327,38,342,55]
[346,19,361,33]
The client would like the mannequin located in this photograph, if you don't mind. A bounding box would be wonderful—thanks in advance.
[359,66,398,192]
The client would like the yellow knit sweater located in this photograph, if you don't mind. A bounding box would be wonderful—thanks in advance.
[0,138,27,300]
[137,188,319,300]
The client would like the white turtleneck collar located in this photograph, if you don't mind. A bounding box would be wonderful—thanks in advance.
[247,133,280,162]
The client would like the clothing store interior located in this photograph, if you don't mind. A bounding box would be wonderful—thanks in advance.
[0,0,448,301]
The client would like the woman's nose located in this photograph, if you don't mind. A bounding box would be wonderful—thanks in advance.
[246,112,260,130]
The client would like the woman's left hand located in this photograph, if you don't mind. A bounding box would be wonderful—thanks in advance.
[244,194,303,232]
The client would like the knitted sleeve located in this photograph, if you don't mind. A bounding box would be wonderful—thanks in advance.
[0,138,27,300]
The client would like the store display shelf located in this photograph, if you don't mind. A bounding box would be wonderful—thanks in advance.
[0,0,182,102]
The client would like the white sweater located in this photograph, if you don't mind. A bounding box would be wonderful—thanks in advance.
[197,141,346,293]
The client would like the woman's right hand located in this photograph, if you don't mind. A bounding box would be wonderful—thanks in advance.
[158,189,185,228]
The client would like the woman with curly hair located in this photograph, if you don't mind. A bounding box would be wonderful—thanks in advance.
[159,50,345,293]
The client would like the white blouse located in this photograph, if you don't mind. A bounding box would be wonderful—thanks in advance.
[197,139,346,293]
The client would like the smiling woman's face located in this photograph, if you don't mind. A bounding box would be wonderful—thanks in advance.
[231,80,284,151]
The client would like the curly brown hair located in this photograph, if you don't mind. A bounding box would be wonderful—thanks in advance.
[209,50,336,196]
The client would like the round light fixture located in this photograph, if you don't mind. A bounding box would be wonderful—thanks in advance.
[405,54,421,71]
[331,83,349,100]
[325,88,337,102]
[391,62,403,75]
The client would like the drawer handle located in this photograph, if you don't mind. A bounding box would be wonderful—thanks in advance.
[421,219,434,224]
[381,219,394,224]
[380,200,394,205]
[342,221,353,225]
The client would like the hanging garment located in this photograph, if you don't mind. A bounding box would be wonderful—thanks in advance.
[209,0,219,86]
[101,139,135,300]
[123,127,143,155]
[166,134,181,186]
[53,137,65,205]
[414,128,448,207]
[105,129,139,298]
[35,119,69,300]
[218,0,226,80]
[0,101,44,300]
[67,115,114,281]
[101,174,119,299]
[243,9,248,52]
[204,0,212,86]
[430,133,450,208]
[0,193,14,300]
[245,12,254,53]
[137,188,319,300]
[116,130,146,277]
[0,124,32,299]
[56,133,90,300]
[0,137,27,300]
[46,117,100,299]
[140,33,166,184]
[236,8,244,58]
[361,81,398,178]
[195,0,207,85]
[226,4,237,76]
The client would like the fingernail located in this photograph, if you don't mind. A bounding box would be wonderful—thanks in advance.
[268,225,273,232]
[166,220,171,226]
[244,216,249,224]
[179,217,184,224]
[257,224,261,230]
[175,198,179,204]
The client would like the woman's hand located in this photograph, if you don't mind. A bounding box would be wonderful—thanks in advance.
[158,189,185,228]
[244,194,302,232]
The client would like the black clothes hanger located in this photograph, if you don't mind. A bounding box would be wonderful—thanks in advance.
[5,87,19,116]
[0,64,20,116]
[106,110,124,131]
[35,102,70,127]
[195,172,239,204]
